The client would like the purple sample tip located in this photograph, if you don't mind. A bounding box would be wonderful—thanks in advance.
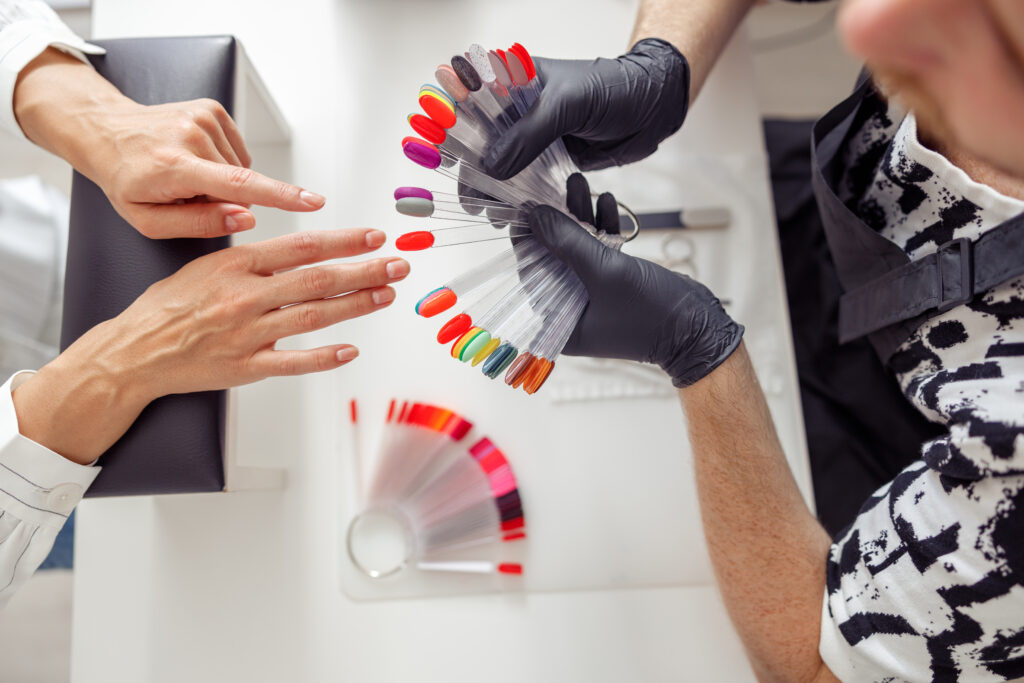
[394,186,433,201]
[403,141,442,170]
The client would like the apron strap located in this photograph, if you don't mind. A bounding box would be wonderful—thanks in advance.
[838,214,1024,343]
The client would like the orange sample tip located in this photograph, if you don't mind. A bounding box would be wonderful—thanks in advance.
[396,231,435,251]
[524,359,554,395]
[498,563,523,575]
[415,287,457,317]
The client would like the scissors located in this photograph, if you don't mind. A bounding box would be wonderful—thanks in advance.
[656,233,699,279]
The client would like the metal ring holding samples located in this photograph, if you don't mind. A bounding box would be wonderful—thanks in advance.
[589,192,640,242]
[617,200,641,242]
[345,506,414,580]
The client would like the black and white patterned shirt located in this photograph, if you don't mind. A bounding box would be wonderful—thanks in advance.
[819,105,1024,682]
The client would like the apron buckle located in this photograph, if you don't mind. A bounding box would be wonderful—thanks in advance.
[936,237,974,313]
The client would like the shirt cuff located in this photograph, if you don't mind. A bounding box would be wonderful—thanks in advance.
[0,17,105,139]
[0,371,99,529]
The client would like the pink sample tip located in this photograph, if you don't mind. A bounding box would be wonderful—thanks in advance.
[401,137,441,169]
[394,186,433,201]
[488,465,517,498]
[469,437,495,460]
[446,418,473,441]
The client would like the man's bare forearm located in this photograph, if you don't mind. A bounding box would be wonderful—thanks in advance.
[680,344,838,682]
[630,0,755,105]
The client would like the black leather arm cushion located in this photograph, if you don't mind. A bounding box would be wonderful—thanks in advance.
[60,36,239,497]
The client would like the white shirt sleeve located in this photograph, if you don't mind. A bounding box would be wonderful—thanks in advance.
[0,371,98,609]
[0,0,104,139]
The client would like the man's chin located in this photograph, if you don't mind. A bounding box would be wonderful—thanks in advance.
[869,63,1024,179]
[869,63,954,153]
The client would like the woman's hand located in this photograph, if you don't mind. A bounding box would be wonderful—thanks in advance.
[14,48,325,239]
[12,228,406,464]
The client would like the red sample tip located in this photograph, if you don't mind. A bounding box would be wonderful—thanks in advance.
[419,94,457,129]
[437,313,472,344]
[349,399,357,424]
[509,43,536,80]
[501,517,525,532]
[498,563,523,575]
[386,399,396,423]
[503,532,526,543]
[408,113,446,145]
[396,231,435,251]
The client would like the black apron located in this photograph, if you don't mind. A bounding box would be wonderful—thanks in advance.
[768,75,1024,536]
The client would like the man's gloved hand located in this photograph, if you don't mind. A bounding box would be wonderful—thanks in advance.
[482,38,690,180]
[531,187,742,388]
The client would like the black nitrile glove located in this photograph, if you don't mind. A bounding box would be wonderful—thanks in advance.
[483,38,690,180]
[530,193,743,388]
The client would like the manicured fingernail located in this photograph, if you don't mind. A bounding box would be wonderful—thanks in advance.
[386,259,410,279]
[365,230,386,248]
[336,346,359,362]
[225,212,255,232]
[372,287,396,305]
[300,190,325,208]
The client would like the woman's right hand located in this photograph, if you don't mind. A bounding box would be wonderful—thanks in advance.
[12,228,407,464]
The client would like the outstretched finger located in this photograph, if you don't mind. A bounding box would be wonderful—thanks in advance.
[241,229,388,275]
[249,343,360,378]
[264,257,408,309]
[183,158,326,212]
[257,285,396,341]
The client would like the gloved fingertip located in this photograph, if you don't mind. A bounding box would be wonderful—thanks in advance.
[595,192,619,234]
[565,173,594,225]
[567,171,588,189]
